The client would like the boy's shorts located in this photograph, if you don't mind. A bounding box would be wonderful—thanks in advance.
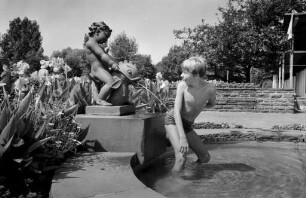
[164,109,194,133]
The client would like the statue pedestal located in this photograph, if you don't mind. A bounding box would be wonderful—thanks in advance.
[86,105,135,116]
[76,106,166,164]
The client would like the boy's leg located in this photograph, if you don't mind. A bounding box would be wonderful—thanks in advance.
[165,125,187,171]
[186,130,210,163]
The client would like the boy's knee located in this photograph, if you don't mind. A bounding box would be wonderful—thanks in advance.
[197,151,210,163]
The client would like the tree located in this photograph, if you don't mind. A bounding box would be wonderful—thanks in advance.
[0,17,44,74]
[51,47,88,77]
[131,54,156,79]
[156,45,191,82]
[64,49,88,77]
[173,0,306,82]
[109,32,138,61]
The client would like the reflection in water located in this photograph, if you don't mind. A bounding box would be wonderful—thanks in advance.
[136,142,306,198]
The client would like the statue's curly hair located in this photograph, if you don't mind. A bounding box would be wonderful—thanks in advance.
[83,21,112,45]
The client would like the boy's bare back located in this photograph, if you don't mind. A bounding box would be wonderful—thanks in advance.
[179,80,216,122]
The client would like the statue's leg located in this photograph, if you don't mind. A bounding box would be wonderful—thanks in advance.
[90,66,115,106]
[96,83,113,106]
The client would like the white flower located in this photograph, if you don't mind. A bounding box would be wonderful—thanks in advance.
[15,61,30,75]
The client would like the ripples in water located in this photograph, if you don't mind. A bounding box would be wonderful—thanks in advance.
[136,142,306,198]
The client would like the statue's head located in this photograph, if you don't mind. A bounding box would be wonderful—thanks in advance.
[84,21,112,44]
[88,21,112,37]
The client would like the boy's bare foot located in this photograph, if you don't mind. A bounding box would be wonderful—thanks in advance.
[172,153,187,172]
[95,99,113,106]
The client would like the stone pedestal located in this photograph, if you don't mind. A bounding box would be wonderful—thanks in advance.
[86,105,135,116]
[76,107,166,164]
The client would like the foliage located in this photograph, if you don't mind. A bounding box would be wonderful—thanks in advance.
[51,48,89,77]
[193,122,232,129]
[0,71,89,197]
[131,54,156,79]
[132,79,169,113]
[172,0,306,82]
[272,124,306,131]
[109,31,138,61]
[0,17,45,74]
[156,45,190,82]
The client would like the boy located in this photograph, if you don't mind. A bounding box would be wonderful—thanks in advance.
[164,56,216,172]
[84,21,119,106]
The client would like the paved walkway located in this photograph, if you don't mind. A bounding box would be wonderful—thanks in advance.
[195,111,306,129]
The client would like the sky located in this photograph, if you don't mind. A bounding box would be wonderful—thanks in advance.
[0,0,227,64]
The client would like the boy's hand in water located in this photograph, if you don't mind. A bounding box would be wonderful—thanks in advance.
[179,137,189,155]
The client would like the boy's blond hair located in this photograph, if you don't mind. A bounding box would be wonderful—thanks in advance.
[181,56,207,78]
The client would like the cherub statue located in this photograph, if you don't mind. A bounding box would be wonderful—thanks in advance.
[83,21,120,106]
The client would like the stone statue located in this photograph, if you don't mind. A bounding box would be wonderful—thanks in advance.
[91,61,140,106]
[84,21,140,106]
[84,21,120,106]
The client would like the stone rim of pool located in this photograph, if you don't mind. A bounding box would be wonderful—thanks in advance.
[50,129,306,198]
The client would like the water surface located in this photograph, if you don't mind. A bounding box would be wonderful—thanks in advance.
[136,142,306,198]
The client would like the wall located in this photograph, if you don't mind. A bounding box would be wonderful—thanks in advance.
[168,87,295,113]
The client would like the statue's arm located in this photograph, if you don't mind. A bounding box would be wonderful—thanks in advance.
[86,40,118,69]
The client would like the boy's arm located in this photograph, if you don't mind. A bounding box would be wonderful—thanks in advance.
[86,40,118,70]
[174,81,189,154]
[205,84,216,108]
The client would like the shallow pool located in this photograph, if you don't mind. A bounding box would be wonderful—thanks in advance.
[136,142,306,198]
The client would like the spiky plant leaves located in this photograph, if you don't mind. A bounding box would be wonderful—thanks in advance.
[62,79,69,91]
[15,118,25,137]
[26,137,52,157]
[69,78,76,92]
[79,83,88,99]
[0,145,4,158]
[60,86,70,102]
[0,115,17,147]
[63,104,78,117]
[0,71,6,78]
[3,134,14,152]
[12,138,24,147]
[77,125,89,143]
[34,81,46,110]
[128,88,142,105]
[17,109,33,138]
[53,78,63,98]
[15,86,34,120]
[14,156,34,168]
[34,119,48,140]
[0,102,10,132]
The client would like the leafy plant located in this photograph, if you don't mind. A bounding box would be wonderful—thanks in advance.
[133,79,168,113]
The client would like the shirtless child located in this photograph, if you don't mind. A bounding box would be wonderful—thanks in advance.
[164,56,216,172]
[84,21,119,106]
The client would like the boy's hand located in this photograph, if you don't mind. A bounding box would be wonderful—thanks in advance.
[179,137,189,155]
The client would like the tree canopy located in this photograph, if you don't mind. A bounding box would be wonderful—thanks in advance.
[109,32,138,62]
[51,47,88,77]
[166,0,306,83]
[156,45,190,82]
[131,54,156,79]
[0,17,45,74]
